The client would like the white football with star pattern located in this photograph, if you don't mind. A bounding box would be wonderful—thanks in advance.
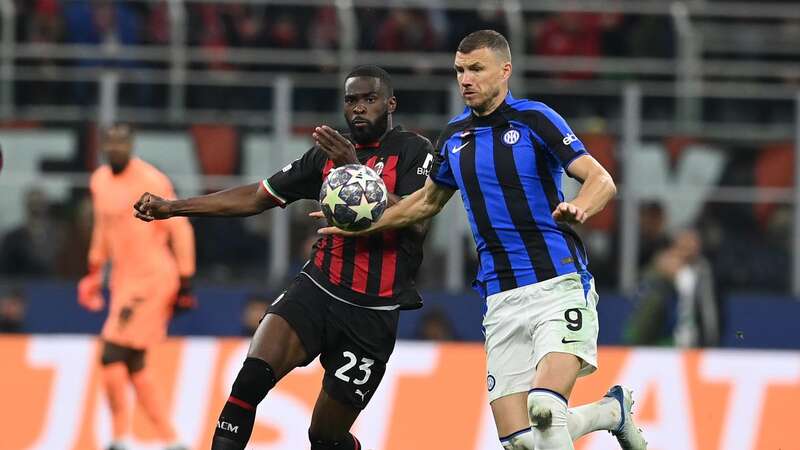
[319,164,388,231]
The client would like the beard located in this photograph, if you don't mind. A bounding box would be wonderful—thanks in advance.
[469,86,502,115]
[348,110,389,144]
[109,159,129,175]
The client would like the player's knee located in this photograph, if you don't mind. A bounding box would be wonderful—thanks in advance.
[308,431,360,450]
[527,389,568,430]
[230,357,276,406]
[500,428,535,450]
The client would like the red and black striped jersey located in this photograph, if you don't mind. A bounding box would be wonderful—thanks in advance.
[262,126,435,310]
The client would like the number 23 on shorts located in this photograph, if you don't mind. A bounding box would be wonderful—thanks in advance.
[334,351,374,385]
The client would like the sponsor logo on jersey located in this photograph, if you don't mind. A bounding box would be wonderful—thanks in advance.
[373,161,385,175]
[502,129,520,145]
[562,134,579,145]
[417,153,435,176]
[217,421,239,433]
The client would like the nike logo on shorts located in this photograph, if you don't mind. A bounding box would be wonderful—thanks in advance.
[561,337,581,344]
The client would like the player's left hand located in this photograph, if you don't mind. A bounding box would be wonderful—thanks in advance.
[173,277,198,315]
[552,202,588,224]
[313,125,359,167]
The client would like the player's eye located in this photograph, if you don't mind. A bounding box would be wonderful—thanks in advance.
[367,96,377,103]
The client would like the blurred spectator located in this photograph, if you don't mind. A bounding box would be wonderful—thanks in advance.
[268,13,302,49]
[28,0,63,44]
[598,13,631,58]
[64,1,140,49]
[627,16,674,59]
[0,188,62,277]
[55,194,93,279]
[638,202,670,267]
[63,0,143,105]
[446,6,507,51]
[625,229,719,348]
[308,6,339,55]
[144,1,170,46]
[16,0,65,106]
[241,293,271,336]
[0,288,26,333]
[229,5,268,48]
[376,9,439,52]
[415,308,459,341]
[534,12,601,80]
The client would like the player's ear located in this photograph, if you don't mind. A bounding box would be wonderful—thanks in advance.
[502,62,512,82]
[387,96,397,114]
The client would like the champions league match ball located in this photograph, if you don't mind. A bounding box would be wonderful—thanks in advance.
[319,164,388,232]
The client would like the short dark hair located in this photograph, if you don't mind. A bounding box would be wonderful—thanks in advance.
[345,65,394,97]
[457,30,511,61]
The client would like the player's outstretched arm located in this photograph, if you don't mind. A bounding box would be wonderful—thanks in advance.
[553,155,617,224]
[134,182,277,221]
[318,178,455,236]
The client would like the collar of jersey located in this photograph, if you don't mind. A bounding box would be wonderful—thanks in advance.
[467,91,516,128]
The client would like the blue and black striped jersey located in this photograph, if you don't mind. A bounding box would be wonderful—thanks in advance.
[431,92,592,297]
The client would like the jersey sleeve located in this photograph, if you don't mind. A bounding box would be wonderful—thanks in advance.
[394,136,435,197]
[263,147,326,206]
[429,131,459,190]
[529,106,588,169]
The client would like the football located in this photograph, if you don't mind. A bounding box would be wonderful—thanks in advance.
[319,163,388,231]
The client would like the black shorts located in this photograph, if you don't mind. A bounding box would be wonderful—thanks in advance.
[266,274,399,410]
[100,340,146,374]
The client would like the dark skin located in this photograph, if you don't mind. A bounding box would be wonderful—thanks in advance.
[132,75,423,442]
[103,124,134,175]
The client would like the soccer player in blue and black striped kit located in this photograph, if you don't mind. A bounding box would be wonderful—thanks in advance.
[321,31,648,450]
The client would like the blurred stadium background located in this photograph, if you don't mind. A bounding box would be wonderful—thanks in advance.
[1,0,799,449]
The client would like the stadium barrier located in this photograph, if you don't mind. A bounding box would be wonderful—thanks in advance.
[2,335,797,450]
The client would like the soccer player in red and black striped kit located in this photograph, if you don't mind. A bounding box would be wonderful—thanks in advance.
[133,65,435,450]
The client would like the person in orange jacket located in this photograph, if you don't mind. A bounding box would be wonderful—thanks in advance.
[78,123,195,450]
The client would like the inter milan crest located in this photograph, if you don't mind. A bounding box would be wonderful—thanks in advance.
[502,128,520,146]
[487,374,496,391]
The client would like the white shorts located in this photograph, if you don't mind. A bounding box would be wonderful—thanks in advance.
[483,272,599,403]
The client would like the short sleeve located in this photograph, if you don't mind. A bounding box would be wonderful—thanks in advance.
[394,136,435,196]
[429,132,459,190]
[263,147,326,206]
[529,106,588,169]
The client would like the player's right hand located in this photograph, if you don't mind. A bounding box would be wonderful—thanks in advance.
[78,271,105,312]
[134,192,173,222]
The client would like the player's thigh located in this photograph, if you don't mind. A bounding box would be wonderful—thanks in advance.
[490,392,530,438]
[308,388,361,441]
[532,273,599,397]
[320,303,398,410]
[248,276,326,380]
